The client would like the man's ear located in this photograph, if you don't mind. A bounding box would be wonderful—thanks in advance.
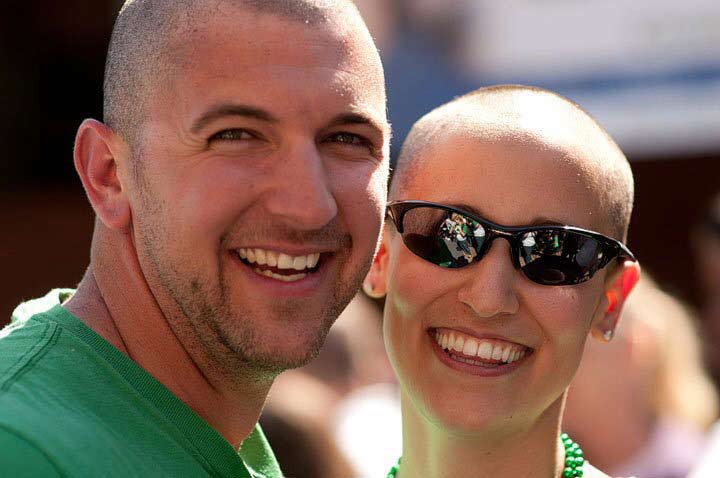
[363,228,391,299]
[74,119,132,232]
[591,260,641,341]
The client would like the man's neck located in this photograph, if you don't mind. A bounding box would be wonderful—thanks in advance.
[64,229,274,449]
[397,392,576,478]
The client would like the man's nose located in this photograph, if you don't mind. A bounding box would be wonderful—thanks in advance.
[456,239,520,319]
[264,141,338,230]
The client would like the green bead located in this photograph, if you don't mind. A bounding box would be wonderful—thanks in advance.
[386,434,587,477]
[386,457,401,478]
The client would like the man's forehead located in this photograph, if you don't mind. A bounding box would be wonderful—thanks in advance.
[174,5,375,67]
[145,9,386,126]
[171,9,384,100]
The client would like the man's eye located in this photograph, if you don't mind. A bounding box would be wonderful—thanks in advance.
[210,129,254,141]
[327,132,369,146]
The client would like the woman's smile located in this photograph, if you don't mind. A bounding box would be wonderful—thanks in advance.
[428,327,534,376]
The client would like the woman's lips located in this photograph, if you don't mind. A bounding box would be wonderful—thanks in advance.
[433,327,529,364]
[429,327,533,374]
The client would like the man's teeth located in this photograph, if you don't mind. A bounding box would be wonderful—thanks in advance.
[254,268,307,282]
[435,330,527,364]
[237,248,320,271]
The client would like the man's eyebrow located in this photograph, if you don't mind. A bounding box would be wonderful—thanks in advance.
[190,104,278,134]
[326,112,389,136]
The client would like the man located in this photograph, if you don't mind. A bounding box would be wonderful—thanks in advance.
[0,0,389,476]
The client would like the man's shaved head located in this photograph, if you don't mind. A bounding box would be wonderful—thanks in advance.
[103,0,373,148]
[392,85,634,239]
[88,0,390,375]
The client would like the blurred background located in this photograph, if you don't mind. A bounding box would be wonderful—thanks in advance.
[1,1,719,477]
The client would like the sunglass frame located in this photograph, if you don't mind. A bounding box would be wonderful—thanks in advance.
[386,200,636,285]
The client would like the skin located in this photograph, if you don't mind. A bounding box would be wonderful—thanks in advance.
[367,120,639,478]
[68,7,389,448]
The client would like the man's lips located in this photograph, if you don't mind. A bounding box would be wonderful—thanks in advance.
[429,327,534,369]
[234,247,327,283]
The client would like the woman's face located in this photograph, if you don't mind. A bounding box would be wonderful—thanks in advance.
[379,132,614,434]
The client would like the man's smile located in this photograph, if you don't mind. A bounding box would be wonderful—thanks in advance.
[235,247,324,283]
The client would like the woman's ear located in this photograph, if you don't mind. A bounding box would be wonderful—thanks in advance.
[74,119,132,232]
[591,260,641,342]
[363,228,391,299]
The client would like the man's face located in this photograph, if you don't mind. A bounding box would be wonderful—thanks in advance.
[122,11,389,371]
[382,130,612,433]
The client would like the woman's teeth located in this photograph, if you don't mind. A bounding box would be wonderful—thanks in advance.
[236,248,321,282]
[434,329,527,365]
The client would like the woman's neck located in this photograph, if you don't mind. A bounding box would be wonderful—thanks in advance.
[397,392,568,478]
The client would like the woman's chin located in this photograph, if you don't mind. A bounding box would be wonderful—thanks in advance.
[419,399,517,437]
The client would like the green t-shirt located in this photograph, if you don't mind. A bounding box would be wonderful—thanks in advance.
[0,290,283,478]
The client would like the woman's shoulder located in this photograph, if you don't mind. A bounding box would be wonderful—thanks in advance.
[583,462,637,478]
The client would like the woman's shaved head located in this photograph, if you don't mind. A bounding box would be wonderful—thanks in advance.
[392,85,635,239]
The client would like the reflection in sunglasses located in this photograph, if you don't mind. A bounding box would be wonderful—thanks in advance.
[438,215,478,265]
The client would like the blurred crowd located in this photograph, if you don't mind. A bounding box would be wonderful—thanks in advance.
[2,1,720,477]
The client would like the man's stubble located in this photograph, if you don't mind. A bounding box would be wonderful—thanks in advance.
[129,163,369,379]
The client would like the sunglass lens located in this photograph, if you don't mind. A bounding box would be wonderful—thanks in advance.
[518,230,602,285]
[400,207,486,268]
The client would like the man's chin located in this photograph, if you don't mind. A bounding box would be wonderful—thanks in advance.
[223,322,332,373]
[239,341,325,373]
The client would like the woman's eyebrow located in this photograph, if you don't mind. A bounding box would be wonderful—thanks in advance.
[447,203,566,227]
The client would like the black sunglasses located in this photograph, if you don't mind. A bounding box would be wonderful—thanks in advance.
[387,200,637,286]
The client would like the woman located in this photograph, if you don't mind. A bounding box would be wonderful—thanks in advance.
[363,85,641,478]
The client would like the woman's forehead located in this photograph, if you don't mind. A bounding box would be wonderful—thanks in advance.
[398,132,610,232]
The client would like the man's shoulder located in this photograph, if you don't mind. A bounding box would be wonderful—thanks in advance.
[0,290,121,460]
[0,290,81,477]
[8,289,73,326]
[0,297,65,398]
[0,294,96,447]
[0,290,80,392]
[0,424,63,477]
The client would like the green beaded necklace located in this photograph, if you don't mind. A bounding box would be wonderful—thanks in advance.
[386,433,585,478]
